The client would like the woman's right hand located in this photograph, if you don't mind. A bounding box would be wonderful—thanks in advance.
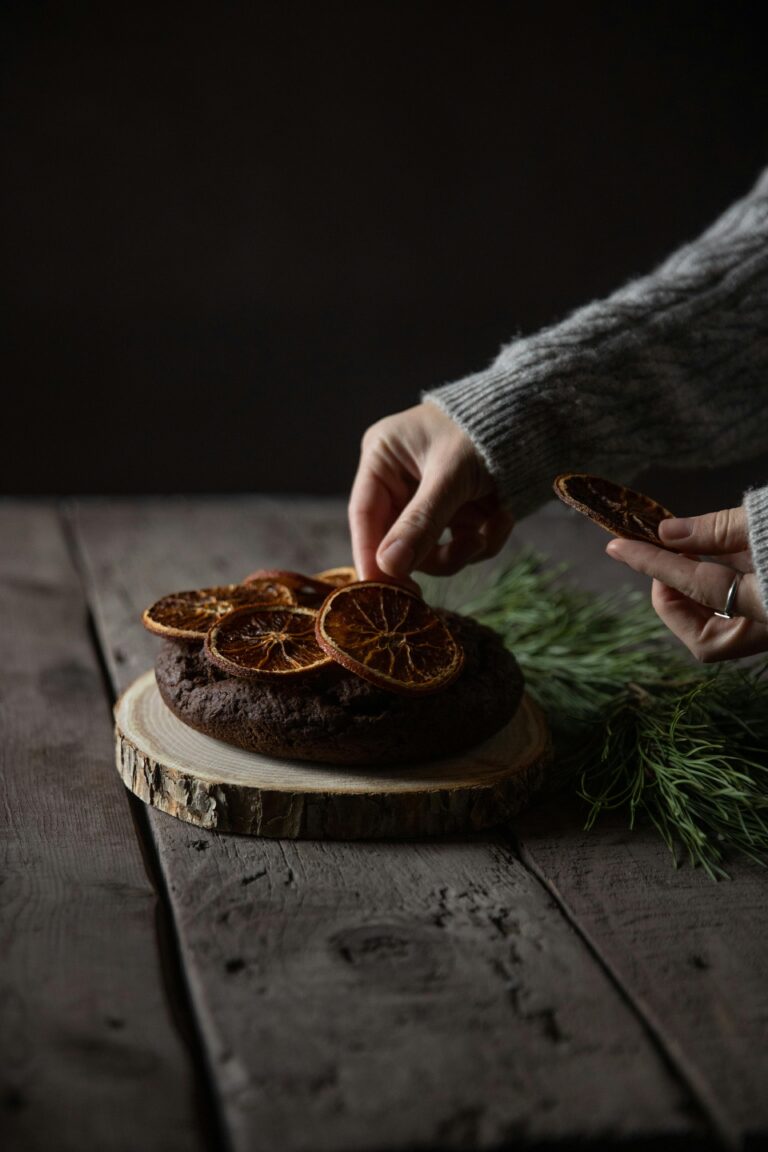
[349,401,514,582]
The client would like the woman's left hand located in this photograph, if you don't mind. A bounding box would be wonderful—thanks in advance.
[605,505,768,662]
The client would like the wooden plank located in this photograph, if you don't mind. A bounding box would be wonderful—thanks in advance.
[514,502,768,1150]
[72,495,706,1150]
[0,503,206,1152]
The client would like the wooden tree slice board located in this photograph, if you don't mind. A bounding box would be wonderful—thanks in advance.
[114,670,551,839]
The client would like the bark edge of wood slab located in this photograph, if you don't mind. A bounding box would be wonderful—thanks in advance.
[114,670,550,839]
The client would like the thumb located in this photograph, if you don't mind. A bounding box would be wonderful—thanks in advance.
[658,506,748,555]
[376,472,465,577]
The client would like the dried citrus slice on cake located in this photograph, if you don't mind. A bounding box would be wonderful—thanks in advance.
[205,605,332,679]
[313,565,358,587]
[142,582,295,640]
[553,473,675,547]
[243,568,336,606]
[315,582,463,696]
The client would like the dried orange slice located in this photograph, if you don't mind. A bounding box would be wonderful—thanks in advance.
[553,473,675,547]
[243,568,335,606]
[205,605,332,679]
[315,582,463,696]
[313,565,358,587]
[142,582,295,640]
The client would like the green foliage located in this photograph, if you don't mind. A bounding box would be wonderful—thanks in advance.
[427,549,768,879]
[575,673,768,879]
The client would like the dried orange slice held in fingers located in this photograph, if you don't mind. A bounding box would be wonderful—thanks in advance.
[142,581,295,640]
[553,473,675,547]
[206,605,332,679]
[316,582,464,696]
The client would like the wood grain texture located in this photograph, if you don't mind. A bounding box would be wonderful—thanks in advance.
[71,496,704,1150]
[515,503,768,1150]
[517,804,768,1151]
[115,671,549,838]
[0,504,205,1152]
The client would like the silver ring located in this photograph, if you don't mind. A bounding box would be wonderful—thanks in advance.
[714,572,742,619]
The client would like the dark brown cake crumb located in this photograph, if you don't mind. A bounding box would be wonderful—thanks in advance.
[154,610,523,765]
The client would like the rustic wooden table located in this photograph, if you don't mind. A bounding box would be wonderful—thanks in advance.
[4,497,767,1152]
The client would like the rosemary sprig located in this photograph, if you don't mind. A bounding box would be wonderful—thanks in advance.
[424,549,768,877]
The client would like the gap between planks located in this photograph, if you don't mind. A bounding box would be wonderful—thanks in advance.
[509,825,736,1152]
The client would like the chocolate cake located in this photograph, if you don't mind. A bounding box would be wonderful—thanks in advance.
[154,609,523,765]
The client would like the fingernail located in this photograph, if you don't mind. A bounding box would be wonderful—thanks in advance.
[659,517,692,541]
[378,539,415,575]
[605,540,622,559]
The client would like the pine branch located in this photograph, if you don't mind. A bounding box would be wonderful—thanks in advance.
[423,549,768,878]
[575,673,768,879]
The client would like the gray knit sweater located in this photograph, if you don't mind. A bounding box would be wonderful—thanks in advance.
[425,167,768,610]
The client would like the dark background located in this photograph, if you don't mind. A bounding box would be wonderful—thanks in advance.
[2,0,766,499]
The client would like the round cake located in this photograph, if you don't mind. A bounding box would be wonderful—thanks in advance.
[154,609,523,765]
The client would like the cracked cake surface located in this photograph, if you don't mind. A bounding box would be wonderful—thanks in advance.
[154,610,523,765]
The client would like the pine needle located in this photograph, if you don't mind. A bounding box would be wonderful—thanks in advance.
[575,674,768,879]
[424,549,768,878]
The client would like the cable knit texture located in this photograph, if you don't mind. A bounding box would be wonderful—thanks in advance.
[425,167,768,608]
[745,487,768,615]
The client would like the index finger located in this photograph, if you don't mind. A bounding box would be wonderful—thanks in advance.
[658,506,748,554]
[348,468,397,582]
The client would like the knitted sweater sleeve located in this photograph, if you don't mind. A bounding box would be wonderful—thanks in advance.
[424,167,768,523]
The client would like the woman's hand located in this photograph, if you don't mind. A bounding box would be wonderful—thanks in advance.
[606,505,768,662]
[349,402,514,581]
